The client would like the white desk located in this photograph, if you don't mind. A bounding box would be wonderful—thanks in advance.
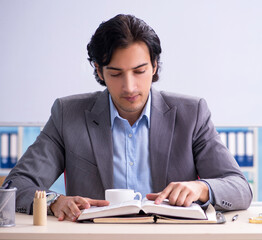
[1,206,262,240]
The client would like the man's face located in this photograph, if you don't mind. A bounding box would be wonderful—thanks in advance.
[97,41,157,123]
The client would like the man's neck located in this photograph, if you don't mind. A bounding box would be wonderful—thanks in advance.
[117,110,143,127]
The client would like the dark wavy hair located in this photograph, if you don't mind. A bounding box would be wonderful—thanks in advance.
[87,14,162,86]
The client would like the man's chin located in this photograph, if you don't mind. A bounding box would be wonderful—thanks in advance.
[119,103,144,114]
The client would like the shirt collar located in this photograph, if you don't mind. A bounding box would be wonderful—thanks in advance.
[109,91,151,129]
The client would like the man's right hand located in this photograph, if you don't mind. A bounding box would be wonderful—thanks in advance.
[50,195,109,221]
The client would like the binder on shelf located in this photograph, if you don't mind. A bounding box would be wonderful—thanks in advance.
[236,132,245,167]
[219,132,227,147]
[9,133,18,168]
[246,131,254,167]
[0,133,9,168]
[228,132,237,162]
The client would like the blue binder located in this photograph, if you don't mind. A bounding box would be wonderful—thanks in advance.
[9,133,18,168]
[0,127,18,168]
[0,133,10,168]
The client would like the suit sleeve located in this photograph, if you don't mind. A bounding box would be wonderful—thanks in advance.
[3,99,65,214]
[192,99,252,211]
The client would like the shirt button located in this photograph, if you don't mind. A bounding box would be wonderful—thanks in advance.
[129,162,134,166]
[128,133,132,138]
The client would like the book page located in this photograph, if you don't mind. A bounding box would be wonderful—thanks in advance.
[78,200,142,221]
[141,199,207,220]
[156,204,219,223]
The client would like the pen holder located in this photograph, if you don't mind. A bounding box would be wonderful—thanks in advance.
[33,191,47,226]
[0,187,17,227]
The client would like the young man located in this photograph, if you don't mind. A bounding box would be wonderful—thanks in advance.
[4,14,252,222]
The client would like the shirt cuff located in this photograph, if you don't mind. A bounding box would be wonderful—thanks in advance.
[195,180,215,209]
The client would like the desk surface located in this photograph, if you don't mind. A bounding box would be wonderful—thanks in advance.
[1,206,262,240]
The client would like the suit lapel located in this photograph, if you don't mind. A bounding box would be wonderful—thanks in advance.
[85,89,114,190]
[150,88,177,192]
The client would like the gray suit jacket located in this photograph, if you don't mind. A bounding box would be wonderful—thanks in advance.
[5,88,252,214]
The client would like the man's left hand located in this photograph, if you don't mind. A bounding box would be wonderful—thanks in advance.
[146,181,209,207]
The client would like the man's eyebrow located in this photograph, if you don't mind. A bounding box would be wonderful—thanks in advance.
[106,63,148,71]
[132,63,148,69]
[106,66,122,71]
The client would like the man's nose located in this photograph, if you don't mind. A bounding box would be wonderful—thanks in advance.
[122,73,137,93]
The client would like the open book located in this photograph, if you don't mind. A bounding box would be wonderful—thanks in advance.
[77,198,225,224]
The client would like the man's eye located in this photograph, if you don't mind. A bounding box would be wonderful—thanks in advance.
[135,70,146,74]
[110,73,121,77]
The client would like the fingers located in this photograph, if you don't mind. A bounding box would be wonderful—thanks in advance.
[168,185,182,205]
[182,192,195,207]
[52,195,107,222]
[149,181,208,207]
[88,199,110,207]
[168,182,197,206]
[146,193,159,200]
[57,209,77,222]
[58,211,65,221]
[154,184,174,204]
[169,187,194,207]
[74,196,90,209]
[67,197,86,221]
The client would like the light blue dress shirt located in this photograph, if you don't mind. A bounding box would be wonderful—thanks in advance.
[109,93,153,198]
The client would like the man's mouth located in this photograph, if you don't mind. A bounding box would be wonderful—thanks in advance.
[123,95,139,102]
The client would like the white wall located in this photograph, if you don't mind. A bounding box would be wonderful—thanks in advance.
[1,0,262,125]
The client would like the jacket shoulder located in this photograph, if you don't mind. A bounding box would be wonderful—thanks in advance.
[59,91,103,104]
[54,91,104,112]
[159,90,202,108]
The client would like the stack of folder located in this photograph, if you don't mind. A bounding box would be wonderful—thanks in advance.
[217,128,254,167]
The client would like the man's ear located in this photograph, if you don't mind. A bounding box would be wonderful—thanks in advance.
[152,60,157,75]
[95,63,104,81]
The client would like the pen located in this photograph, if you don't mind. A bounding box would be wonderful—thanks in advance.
[232,214,238,221]
[1,180,12,189]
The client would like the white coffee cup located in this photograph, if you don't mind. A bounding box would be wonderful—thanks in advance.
[105,189,142,205]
